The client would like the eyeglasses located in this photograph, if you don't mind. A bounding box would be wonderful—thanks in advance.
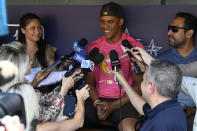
[168,25,190,33]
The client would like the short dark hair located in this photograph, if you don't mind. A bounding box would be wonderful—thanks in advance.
[176,12,197,38]
[100,2,124,18]
[147,60,182,98]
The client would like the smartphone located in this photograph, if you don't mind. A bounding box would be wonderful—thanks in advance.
[63,95,77,117]
[45,59,62,73]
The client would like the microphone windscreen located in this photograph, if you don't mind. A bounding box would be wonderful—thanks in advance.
[109,50,119,63]
[122,39,133,49]
[109,50,121,71]
[89,47,99,58]
[79,38,88,47]
[92,53,104,65]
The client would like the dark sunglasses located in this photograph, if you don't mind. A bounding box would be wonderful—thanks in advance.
[168,25,190,33]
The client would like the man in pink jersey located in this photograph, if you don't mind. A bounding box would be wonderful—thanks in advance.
[84,2,144,130]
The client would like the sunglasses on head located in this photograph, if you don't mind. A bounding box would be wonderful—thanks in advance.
[168,25,190,33]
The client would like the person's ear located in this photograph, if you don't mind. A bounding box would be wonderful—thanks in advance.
[120,18,124,26]
[21,27,26,34]
[148,82,155,95]
[186,29,194,39]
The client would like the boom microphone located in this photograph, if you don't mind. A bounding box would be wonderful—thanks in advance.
[121,40,142,75]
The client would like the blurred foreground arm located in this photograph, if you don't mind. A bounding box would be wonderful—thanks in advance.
[0,115,24,131]
[178,61,197,77]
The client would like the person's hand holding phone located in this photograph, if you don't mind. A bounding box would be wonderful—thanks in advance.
[31,69,52,88]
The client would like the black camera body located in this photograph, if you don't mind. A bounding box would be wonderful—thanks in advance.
[64,66,87,96]
[0,93,26,127]
[63,67,87,117]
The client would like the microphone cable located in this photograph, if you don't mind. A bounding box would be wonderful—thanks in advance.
[138,52,147,71]
[115,65,123,131]
[119,83,123,131]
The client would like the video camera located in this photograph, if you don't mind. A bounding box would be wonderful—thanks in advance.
[0,93,26,127]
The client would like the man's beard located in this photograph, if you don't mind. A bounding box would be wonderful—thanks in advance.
[169,37,186,48]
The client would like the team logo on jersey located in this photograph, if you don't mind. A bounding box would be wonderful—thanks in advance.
[101,54,125,76]
[101,56,113,76]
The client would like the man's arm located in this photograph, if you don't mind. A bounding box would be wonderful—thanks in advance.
[178,61,197,77]
[113,71,146,115]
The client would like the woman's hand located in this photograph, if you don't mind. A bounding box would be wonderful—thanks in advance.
[126,47,154,66]
[60,68,83,96]
[76,84,90,102]
[32,69,52,88]
[59,56,73,71]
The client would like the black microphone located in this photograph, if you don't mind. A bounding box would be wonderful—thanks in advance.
[121,40,142,75]
[92,53,104,65]
[87,47,104,65]
[122,39,133,49]
[86,47,99,60]
[109,50,121,72]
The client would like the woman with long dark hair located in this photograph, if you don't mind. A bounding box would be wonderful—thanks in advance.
[18,13,56,72]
